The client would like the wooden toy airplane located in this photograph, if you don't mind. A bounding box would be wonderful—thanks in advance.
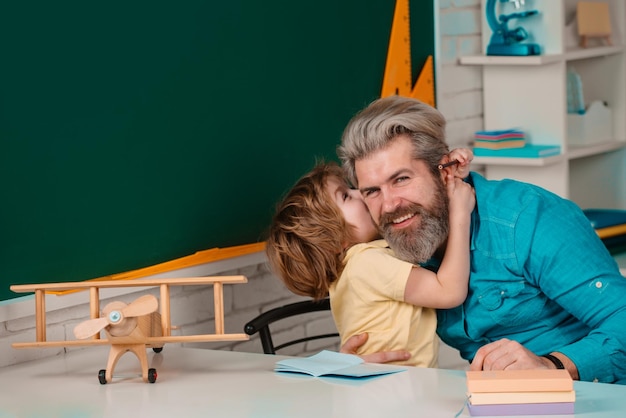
[10,276,248,384]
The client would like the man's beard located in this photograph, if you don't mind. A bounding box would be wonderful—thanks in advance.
[379,180,449,264]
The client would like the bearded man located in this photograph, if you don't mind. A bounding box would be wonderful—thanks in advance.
[337,95,626,385]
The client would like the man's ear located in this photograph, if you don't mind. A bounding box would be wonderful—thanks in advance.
[438,154,463,179]
[437,155,449,168]
[436,156,452,181]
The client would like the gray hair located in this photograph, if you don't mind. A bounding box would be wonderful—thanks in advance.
[338,96,449,186]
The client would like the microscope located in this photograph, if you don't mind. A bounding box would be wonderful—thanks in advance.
[486,0,541,56]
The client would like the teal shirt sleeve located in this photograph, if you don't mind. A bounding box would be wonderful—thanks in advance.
[517,189,626,383]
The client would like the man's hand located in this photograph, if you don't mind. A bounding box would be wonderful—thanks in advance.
[339,333,411,364]
[470,338,546,371]
[470,338,579,380]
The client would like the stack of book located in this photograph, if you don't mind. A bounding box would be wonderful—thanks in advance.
[474,129,526,150]
[473,128,562,158]
[465,369,575,416]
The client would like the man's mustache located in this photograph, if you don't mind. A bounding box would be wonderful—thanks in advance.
[379,204,429,228]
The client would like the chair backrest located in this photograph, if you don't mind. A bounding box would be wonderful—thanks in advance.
[243,298,339,354]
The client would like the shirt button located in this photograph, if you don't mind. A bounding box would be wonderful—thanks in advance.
[595,281,603,289]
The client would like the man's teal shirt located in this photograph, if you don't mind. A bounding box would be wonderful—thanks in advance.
[436,172,626,384]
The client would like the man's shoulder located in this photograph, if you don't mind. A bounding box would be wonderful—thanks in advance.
[470,172,562,211]
[471,172,538,195]
[469,172,581,234]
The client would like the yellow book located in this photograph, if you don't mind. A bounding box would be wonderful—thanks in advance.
[474,139,526,149]
[468,390,575,405]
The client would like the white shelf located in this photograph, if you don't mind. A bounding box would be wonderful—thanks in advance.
[464,0,625,209]
[460,45,624,66]
[568,141,626,160]
[473,141,626,167]
[460,54,560,66]
[473,153,565,167]
[564,45,625,61]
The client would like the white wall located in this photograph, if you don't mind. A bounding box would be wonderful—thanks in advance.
[437,0,483,149]
[0,0,482,371]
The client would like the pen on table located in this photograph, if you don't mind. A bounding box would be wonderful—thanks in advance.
[437,160,459,170]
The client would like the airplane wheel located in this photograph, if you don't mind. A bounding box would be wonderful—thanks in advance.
[153,347,163,353]
[148,368,157,383]
[98,369,107,385]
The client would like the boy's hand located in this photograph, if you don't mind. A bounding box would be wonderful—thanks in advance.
[446,174,476,216]
[445,148,474,178]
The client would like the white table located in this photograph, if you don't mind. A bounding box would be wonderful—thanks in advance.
[1,346,625,418]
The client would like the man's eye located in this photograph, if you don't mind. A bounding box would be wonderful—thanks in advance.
[395,176,409,184]
[342,192,350,201]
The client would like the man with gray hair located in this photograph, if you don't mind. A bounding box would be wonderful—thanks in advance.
[337,95,626,384]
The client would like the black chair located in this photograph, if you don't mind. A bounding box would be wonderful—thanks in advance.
[244,298,339,354]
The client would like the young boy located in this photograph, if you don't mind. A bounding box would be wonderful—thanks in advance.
[265,150,474,366]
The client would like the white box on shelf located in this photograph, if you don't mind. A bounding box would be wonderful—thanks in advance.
[567,100,613,146]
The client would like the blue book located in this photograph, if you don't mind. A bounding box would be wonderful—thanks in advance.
[583,209,626,251]
[274,350,406,378]
[474,144,561,158]
[583,209,626,229]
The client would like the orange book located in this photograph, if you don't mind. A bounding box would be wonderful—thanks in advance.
[466,369,573,393]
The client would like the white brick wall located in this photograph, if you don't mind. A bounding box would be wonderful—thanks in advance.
[0,0,481,371]
[0,252,468,370]
[438,0,484,150]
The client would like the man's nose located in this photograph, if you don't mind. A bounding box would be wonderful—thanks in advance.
[381,189,401,214]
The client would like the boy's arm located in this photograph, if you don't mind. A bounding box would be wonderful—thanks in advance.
[403,176,474,308]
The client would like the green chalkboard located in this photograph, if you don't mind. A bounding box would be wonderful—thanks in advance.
[0,1,434,301]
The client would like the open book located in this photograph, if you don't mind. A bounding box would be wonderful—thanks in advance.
[274,350,407,378]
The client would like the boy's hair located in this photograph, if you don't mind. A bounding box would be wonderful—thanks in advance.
[266,162,355,300]
[338,95,449,187]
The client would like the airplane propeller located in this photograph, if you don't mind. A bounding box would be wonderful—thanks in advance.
[74,294,158,339]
